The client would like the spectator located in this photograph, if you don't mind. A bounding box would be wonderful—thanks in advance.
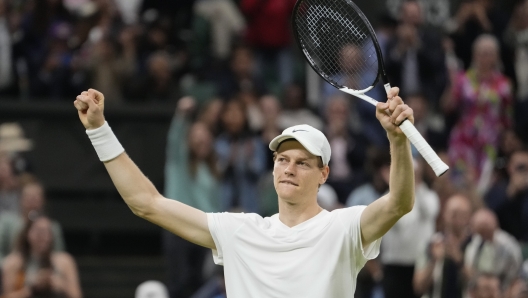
[236,90,264,132]
[468,273,502,298]
[484,149,528,242]
[194,0,245,61]
[446,0,514,81]
[127,51,180,102]
[216,44,266,100]
[465,209,523,293]
[163,96,221,298]
[239,0,296,85]
[83,27,137,103]
[324,95,368,204]
[0,122,32,176]
[197,98,223,136]
[402,92,448,156]
[0,154,20,215]
[0,0,16,97]
[17,0,74,100]
[381,157,440,298]
[385,0,447,107]
[346,147,390,207]
[442,34,513,188]
[1,215,81,298]
[505,0,528,142]
[278,83,323,131]
[414,194,473,298]
[0,181,65,264]
[215,99,266,213]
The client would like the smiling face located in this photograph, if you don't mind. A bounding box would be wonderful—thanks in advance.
[272,141,329,205]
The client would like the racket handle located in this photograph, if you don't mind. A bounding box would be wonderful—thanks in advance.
[399,120,449,177]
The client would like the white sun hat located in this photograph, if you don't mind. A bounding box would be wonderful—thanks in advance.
[269,124,331,165]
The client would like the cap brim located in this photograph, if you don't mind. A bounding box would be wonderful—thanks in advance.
[269,134,321,158]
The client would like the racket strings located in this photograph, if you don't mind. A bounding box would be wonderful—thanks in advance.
[295,0,379,90]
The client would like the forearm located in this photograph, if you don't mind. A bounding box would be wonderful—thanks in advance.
[388,136,415,214]
[103,153,161,217]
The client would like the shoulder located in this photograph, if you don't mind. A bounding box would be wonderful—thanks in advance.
[2,252,24,271]
[0,212,20,225]
[51,252,77,271]
[207,212,268,230]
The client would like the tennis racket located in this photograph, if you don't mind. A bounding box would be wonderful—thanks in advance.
[292,0,449,177]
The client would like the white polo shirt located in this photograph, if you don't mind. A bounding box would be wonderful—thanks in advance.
[207,206,381,297]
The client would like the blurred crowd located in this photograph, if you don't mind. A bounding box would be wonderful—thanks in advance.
[1,0,528,297]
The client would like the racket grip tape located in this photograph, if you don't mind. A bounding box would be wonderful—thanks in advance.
[399,120,449,177]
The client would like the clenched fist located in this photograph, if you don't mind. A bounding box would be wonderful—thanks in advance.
[74,89,106,130]
[375,87,414,141]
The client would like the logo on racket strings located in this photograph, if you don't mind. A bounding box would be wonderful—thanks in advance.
[306,5,367,48]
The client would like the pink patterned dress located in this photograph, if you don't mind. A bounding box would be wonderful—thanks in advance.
[448,69,513,181]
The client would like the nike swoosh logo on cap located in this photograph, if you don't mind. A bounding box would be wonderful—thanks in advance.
[292,129,308,133]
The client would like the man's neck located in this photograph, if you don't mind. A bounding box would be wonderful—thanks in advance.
[277,197,323,228]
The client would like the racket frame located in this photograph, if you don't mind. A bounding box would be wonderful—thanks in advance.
[292,0,449,177]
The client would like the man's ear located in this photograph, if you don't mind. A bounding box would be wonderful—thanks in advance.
[320,165,330,184]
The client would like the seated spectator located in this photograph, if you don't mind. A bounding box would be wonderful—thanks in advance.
[484,149,528,243]
[324,95,368,203]
[135,280,169,298]
[468,273,502,298]
[381,157,440,298]
[216,44,266,100]
[346,147,390,207]
[163,96,221,298]
[127,51,180,102]
[0,153,20,215]
[278,83,323,131]
[1,215,81,298]
[215,99,266,213]
[0,181,65,263]
[465,209,523,293]
[442,34,513,188]
[414,194,473,298]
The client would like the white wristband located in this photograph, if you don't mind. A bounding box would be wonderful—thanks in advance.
[86,121,125,162]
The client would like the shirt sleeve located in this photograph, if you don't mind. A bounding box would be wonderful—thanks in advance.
[337,206,382,268]
[207,212,249,265]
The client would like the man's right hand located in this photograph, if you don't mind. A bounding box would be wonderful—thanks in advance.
[73,89,106,130]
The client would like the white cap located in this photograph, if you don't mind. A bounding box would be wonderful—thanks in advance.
[269,124,331,165]
[135,280,169,298]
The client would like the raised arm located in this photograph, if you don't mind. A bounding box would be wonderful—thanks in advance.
[360,87,415,247]
[73,89,215,249]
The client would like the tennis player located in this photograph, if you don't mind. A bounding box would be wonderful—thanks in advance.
[73,87,414,297]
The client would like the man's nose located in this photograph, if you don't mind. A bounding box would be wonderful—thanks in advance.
[284,162,296,176]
